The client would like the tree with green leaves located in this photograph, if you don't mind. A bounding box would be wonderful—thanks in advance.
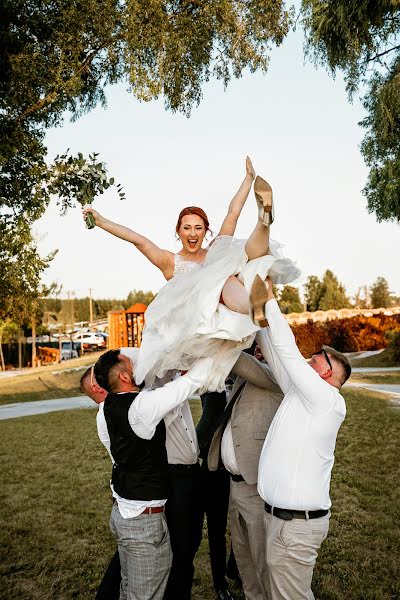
[1,0,293,317]
[125,289,156,308]
[301,0,400,222]
[370,276,393,308]
[304,270,350,311]
[0,222,56,369]
[278,285,303,314]
[304,275,323,312]
[1,0,293,210]
[0,219,55,323]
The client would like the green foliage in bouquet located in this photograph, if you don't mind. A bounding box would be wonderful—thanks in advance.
[48,152,125,228]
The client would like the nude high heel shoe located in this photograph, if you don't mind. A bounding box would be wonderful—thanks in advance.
[254,176,274,226]
[250,274,269,328]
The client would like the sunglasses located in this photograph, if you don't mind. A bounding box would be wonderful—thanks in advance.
[315,349,332,371]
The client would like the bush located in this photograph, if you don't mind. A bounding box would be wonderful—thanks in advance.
[291,313,400,356]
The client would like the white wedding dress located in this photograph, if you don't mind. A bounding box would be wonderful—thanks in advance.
[134,235,301,393]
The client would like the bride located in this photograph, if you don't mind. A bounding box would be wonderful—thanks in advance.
[83,157,300,391]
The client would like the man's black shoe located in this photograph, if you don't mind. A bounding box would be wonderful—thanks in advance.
[216,588,234,600]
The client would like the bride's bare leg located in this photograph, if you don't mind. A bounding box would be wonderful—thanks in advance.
[221,276,250,314]
[245,175,273,260]
[245,220,270,260]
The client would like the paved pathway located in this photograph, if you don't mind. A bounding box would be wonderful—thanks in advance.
[352,367,400,373]
[346,382,400,397]
[0,397,95,420]
[2,380,400,420]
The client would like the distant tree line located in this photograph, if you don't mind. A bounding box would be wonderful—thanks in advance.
[1,271,399,352]
[276,271,399,315]
[34,274,400,335]
[38,289,156,331]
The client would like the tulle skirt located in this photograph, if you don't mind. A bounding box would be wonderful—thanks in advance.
[135,236,301,393]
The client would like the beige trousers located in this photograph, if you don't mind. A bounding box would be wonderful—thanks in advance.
[229,481,271,600]
[264,511,330,600]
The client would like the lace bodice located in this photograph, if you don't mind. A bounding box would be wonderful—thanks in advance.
[173,254,203,277]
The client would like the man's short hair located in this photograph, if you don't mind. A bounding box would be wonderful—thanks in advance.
[79,367,92,393]
[323,345,352,386]
[94,349,123,393]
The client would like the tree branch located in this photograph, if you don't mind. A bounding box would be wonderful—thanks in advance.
[368,44,400,62]
[14,29,126,124]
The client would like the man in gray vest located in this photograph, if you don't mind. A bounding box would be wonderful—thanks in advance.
[208,349,283,599]
[93,349,212,600]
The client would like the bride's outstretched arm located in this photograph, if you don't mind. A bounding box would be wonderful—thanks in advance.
[82,206,173,276]
[217,156,255,236]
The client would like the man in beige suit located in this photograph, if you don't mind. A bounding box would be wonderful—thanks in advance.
[208,350,283,600]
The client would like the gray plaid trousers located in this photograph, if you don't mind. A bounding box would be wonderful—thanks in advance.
[110,504,172,600]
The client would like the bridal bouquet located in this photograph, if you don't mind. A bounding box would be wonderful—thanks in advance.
[48,151,125,228]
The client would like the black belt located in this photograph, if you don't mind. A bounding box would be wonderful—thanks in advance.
[168,462,200,471]
[264,502,328,521]
[229,473,245,482]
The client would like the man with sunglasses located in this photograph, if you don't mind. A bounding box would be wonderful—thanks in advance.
[250,276,351,600]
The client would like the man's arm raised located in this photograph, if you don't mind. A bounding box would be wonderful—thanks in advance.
[128,358,214,439]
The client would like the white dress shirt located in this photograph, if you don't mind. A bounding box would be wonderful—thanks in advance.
[256,300,346,511]
[164,400,199,465]
[131,358,199,465]
[96,357,212,517]
[221,422,241,475]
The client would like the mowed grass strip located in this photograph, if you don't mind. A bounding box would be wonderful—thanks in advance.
[0,354,102,405]
[0,391,399,599]
[350,370,400,385]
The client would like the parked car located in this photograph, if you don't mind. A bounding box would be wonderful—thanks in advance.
[77,333,106,350]
[61,341,79,360]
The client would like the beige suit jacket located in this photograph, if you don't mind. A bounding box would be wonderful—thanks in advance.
[208,352,283,484]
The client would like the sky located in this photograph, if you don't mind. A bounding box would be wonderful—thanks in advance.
[35,24,400,302]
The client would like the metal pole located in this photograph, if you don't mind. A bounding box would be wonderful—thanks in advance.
[89,288,94,323]
[31,314,37,368]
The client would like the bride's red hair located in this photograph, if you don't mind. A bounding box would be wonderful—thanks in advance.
[175,207,211,235]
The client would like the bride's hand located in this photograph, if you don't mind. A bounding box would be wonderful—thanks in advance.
[82,204,101,225]
[246,156,256,180]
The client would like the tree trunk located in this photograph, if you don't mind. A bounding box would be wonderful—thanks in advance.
[18,329,23,369]
[32,315,37,368]
[0,333,5,371]
[58,327,63,363]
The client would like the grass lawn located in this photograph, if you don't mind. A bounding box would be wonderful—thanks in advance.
[0,354,102,406]
[1,390,399,599]
[350,370,400,385]
[350,345,400,369]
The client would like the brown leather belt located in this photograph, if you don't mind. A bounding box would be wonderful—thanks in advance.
[264,502,328,520]
[141,506,165,515]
